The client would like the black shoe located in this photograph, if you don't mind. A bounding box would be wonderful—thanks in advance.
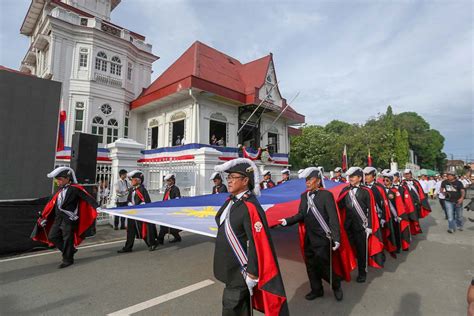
[74,248,78,254]
[305,290,324,300]
[333,288,343,301]
[114,227,119,230]
[59,262,74,269]
[117,248,132,253]
[120,226,126,230]
[149,245,158,251]
[356,274,367,283]
[169,237,182,243]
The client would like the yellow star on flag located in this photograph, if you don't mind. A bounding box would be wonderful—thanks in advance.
[172,206,217,218]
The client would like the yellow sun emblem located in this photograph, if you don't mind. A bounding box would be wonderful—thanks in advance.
[172,206,217,218]
[122,210,138,215]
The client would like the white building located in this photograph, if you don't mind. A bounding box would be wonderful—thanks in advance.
[124,41,305,195]
[18,1,305,200]
[20,0,158,152]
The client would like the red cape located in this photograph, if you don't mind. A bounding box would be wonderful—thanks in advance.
[296,189,357,282]
[244,200,289,316]
[135,189,148,240]
[400,183,422,235]
[373,184,398,254]
[32,184,97,247]
[337,186,385,269]
[411,180,432,218]
[388,187,411,251]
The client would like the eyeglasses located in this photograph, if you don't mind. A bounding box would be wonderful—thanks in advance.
[226,175,245,181]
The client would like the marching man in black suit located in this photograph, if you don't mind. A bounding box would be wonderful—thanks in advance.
[278,167,344,301]
[118,170,158,253]
[210,171,228,194]
[158,174,182,244]
[260,170,276,189]
[32,167,99,268]
[277,169,291,185]
[213,158,288,316]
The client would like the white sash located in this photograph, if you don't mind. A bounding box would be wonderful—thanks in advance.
[306,192,332,238]
[349,189,368,228]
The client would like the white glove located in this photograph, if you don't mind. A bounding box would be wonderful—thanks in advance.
[332,241,340,251]
[128,202,133,206]
[365,228,373,235]
[96,207,103,213]
[278,219,287,226]
[140,202,146,205]
[245,275,258,295]
[379,219,385,227]
[39,219,47,227]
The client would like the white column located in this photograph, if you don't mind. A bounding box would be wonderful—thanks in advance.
[106,138,145,208]
[193,147,222,195]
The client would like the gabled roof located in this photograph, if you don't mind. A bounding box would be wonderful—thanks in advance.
[131,41,305,123]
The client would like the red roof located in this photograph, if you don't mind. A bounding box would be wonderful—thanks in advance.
[130,41,305,123]
[0,65,34,77]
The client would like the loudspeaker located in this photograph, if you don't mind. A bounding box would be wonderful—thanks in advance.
[70,133,98,184]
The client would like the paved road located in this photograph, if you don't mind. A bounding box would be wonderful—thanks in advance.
[1,197,473,315]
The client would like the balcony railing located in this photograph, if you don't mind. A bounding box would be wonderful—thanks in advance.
[94,72,122,88]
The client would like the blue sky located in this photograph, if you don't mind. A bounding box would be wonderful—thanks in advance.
[1,0,472,159]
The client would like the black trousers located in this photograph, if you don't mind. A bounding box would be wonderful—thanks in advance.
[346,228,367,275]
[158,225,181,243]
[392,219,402,253]
[48,215,77,263]
[222,285,250,316]
[114,202,128,228]
[304,239,341,292]
[123,219,158,250]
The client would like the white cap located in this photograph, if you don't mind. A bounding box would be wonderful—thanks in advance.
[346,167,363,177]
[381,169,393,177]
[363,166,377,175]
[164,173,175,181]
[299,167,325,187]
[47,166,78,184]
[281,168,290,175]
[214,158,261,196]
[262,170,271,176]
[403,169,412,174]
[298,167,320,179]
[127,170,143,178]
[297,169,304,175]
[334,167,342,172]
[209,171,221,181]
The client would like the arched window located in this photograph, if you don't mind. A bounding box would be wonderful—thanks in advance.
[95,51,107,72]
[106,118,119,144]
[91,116,105,144]
[169,112,186,146]
[110,56,122,76]
[148,119,159,149]
[209,112,228,146]
[267,126,279,155]
[170,111,186,121]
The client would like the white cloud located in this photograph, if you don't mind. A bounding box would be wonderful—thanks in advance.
[1,0,471,157]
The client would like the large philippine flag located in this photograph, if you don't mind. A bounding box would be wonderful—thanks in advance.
[102,179,347,237]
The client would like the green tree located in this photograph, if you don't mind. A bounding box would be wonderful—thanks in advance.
[289,107,446,172]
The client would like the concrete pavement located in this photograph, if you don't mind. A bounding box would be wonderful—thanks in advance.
[1,195,472,315]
